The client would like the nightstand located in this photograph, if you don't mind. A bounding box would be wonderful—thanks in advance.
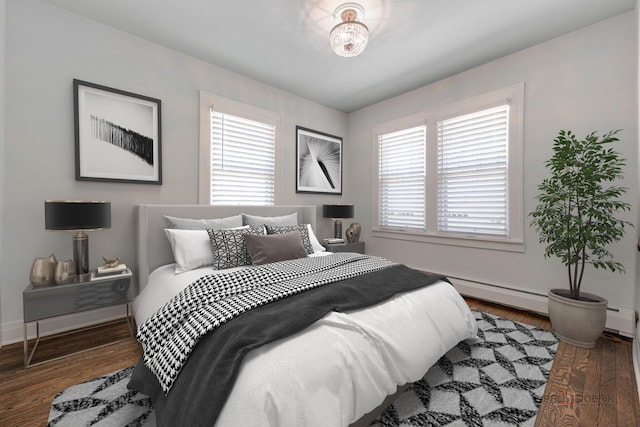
[322,241,365,254]
[23,271,134,368]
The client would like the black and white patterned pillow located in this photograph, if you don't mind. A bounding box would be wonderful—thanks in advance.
[207,226,265,269]
[265,224,314,254]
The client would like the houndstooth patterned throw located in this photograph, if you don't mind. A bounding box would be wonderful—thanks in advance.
[137,253,397,394]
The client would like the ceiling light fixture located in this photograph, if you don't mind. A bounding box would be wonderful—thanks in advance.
[329,2,369,58]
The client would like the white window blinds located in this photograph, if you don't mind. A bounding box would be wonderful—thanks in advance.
[210,110,276,205]
[378,125,426,229]
[437,105,509,236]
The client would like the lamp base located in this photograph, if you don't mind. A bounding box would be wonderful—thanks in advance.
[73,231,90,280]
[334,219,343,239]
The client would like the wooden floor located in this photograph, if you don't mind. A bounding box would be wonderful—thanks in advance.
[0,299,638,426]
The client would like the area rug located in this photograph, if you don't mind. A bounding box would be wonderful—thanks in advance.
[370,311,558,427]
[47,311,557,427]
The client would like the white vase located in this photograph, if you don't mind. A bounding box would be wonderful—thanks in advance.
[547,288,607,348]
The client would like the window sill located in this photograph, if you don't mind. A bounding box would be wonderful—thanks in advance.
[371,228,524,253]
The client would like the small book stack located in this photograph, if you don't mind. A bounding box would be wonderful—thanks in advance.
[90,263,131,281]
[323,238,346,245]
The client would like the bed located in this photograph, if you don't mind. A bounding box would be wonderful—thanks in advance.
[129,204,477,427]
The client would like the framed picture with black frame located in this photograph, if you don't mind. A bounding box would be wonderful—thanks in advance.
[74,79,162,184]
[295,126,342,194]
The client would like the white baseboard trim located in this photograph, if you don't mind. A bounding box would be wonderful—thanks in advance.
[443,275,635,338]
[2,304,129,347]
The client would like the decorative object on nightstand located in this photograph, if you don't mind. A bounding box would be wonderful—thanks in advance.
[45,200,111,281]
[92,261,130,280]
[29,254,57,287]
[345,222,361,243]
[54,259,76,285]
[322,204,354,239]
[102,256,120,268]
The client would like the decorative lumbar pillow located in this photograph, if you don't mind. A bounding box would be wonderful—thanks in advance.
[164,214,243,230]
[265,224,314,254]
[243,231,308,265]
[242,212,298,227]
[207,226,265,269]
[164,229,214,274]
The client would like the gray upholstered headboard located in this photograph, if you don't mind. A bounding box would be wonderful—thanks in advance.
[135,204,317,292]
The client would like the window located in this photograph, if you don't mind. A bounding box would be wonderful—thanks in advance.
[374,84,524,251]
[199,92,280,205]
[437,105,509,236]
[378,126,426,229]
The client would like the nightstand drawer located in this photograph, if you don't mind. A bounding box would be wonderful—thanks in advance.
[23,276,132,323]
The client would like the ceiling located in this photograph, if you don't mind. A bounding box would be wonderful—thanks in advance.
[40,0,636,112]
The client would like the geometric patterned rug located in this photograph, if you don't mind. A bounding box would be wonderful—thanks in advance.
[370,311,558,427]
[47,366,154,427]
[47,311,557,427]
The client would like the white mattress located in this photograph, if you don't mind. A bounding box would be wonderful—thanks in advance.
[133,256,477,427]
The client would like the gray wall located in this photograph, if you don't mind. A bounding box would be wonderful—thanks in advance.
[0,0,6,345]
[636,2,640,336]
[348,12,638,313]
[2,0,349,339]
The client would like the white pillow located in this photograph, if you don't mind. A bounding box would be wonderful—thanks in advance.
[164,214,243,230]
[164,229,212,274]
[307,224,326,252]
[164,226,249,274]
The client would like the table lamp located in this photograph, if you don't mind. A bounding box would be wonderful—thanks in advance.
[45,200,111,280]
[322,204,354,239]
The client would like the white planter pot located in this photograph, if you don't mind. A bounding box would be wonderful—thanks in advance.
[547,289,607,348]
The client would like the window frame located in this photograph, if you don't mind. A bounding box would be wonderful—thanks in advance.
[372,83,524,252]
[198,91,281,205]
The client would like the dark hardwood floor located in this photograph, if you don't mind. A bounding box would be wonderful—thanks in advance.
[0,299,638,426]
[0,319,141,426]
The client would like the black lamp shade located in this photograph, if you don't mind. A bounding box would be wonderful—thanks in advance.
[322,204,354,219]
[45,201,111,231]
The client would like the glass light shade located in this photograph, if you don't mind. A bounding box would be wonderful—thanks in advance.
[330,21,369,57]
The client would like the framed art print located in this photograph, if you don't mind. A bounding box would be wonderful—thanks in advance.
[74,79,162,184]
[296,126,342,194]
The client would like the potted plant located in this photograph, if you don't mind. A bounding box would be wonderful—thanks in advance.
[529,129,632,348]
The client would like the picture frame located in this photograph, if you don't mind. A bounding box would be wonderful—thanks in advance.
[74,79,162,184]
[296,126,343,194]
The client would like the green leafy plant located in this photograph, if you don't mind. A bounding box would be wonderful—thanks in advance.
[529,129,632,300]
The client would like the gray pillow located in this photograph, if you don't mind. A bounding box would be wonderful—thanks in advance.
[243,231,308,265]
[164,214,243,230]
[207,226,265,269]
[242,212,298,227]
[265,224,314,254]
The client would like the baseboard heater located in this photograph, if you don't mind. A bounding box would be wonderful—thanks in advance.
[427,271,635,338]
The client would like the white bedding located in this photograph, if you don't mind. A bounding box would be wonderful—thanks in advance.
[133,256,477,427]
